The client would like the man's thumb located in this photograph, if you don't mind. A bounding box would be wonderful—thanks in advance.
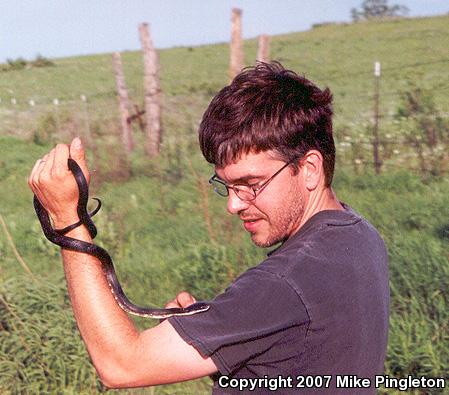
[70,137,89,179]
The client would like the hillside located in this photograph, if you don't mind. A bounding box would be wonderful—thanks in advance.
[1,14,448,126]
[0,15,448,395]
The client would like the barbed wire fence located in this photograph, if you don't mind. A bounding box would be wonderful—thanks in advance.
[0,58,448,177]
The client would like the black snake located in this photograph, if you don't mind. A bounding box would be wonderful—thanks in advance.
[33,158,210,319]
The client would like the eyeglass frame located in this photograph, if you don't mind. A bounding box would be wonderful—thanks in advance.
[208,161,293,202]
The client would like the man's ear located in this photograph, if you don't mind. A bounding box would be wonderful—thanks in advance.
[300,150,324,191]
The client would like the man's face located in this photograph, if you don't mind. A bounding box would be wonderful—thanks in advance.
[215,151,305,247]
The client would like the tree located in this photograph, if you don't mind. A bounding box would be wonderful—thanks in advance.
[351,0,409,21]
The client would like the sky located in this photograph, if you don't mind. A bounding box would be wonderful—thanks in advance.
[0,0,447,63]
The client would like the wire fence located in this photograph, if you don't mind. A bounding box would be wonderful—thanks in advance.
[1,57,448,177]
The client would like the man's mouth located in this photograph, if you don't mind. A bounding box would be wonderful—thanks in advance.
[242,218,263,232]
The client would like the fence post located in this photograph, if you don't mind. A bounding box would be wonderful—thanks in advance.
[28,99,36,134]
[257,34,270,63]
[230,8,244,80]
[112,52,134,153]
[139,22,162,158]
[372,61,382,175]
[53,98,62,135]
[80,94,93,146]
[11,98,19,130]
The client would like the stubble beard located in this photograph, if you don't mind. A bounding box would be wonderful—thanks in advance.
[251,190,305,248]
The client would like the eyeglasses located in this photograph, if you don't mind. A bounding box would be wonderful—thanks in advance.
[209,162,292,202]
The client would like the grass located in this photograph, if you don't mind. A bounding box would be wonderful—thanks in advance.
[1,14,448,173]
[0,14,448,394]
[1,140,447,394]
[1,15,448,120]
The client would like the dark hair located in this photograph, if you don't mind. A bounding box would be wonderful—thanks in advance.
[199,61,335,186]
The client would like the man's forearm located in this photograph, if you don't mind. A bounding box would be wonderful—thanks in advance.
[59,224,139,382]
[29,141,218,388]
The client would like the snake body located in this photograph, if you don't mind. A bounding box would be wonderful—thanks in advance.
[33,158,210,319]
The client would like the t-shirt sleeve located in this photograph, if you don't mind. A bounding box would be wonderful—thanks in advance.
[168,265,309,374]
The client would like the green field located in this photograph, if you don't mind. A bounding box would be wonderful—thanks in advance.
[1,14,448,394]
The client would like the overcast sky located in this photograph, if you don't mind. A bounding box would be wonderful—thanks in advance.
[0,0,447,62]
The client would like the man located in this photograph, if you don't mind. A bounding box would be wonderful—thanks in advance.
[29,62,389,394]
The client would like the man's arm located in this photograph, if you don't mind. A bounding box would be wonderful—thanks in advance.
[60,226,217,388]
[29,139,217,388]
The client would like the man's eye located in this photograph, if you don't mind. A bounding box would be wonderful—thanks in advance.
[234,184,252,191]
[247,182,261,190]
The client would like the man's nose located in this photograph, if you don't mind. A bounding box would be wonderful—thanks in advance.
[227,189,250,215]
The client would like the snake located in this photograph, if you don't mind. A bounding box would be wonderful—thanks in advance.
[33,158,210,319]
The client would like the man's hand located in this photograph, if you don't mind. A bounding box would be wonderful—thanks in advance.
[164,291,197,309]
[28,137,89,229]
[161,291,197,323]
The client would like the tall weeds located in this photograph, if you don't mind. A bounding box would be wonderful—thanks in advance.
[1,124,447,394]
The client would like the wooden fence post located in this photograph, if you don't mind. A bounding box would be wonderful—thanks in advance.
[372,61,382,175]
[257,34,270,63]
[139,22,162,158]
[230,8,244,80]
[53,98,61,135]
[112,52,134,153]
[80,94,93,146]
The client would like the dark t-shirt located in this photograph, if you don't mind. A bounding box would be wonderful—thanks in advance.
[169,205,389,394]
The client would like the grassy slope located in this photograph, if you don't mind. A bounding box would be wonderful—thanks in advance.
[1,15,448,117]
[0,15,448,395]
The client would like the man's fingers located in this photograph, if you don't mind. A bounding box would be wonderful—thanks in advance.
[176,291,197,308]
[164,300,182,309]
[161,298,185,323]
[40,148,56,181]
[28,155,50,203]
[52,144,70,177]
[164,292,196,309]
[29,158,45,189]
[32,155,49,185]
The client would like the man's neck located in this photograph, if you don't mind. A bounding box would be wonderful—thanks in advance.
[298,187,344,230]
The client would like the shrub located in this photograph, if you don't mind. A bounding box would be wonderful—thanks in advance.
[31,54,55,68]
[6,57,27,71]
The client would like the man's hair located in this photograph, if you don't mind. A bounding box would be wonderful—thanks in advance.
[199,61,335,186]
